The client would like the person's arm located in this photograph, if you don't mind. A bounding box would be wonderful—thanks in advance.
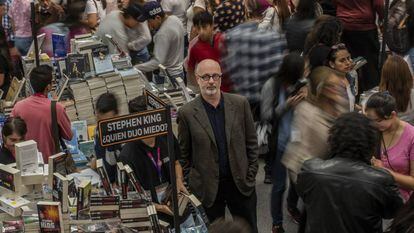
[56,103,73,140]
[84,0,99,28]
[373,0,385,22]
[385,160,414,190]
[134,33,169,73]
[0,72,5,88]
[243,97,259,183]
[127,22,152,52]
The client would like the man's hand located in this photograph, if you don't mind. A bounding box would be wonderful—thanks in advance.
[286,92,306,108]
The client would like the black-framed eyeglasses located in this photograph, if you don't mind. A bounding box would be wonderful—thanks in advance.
[197,73,222,81]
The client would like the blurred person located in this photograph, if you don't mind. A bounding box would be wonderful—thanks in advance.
[186,0,213,41]
[326,43,357,111]
[260,53,305,233]
[214,0,245,32]
[298,112,404,233]
[39,0,91,57]
[134,1,185,82]
[209,217,251,233]
[161,0,189,39]
[35,0,65,28]
[93,93,122,183]
[257,0,291,32]
[303,15,342,55]
[335,0,384,93]
[178,59,259,233]
[11,65,73,162]
[405,0,414,73]
[8,0,32,55]
[186,11,224,91]
[0,117,27,165]
[379,55,414,125]
[388,195,414,233]
[282,66,347,183]
[367,93,414,202]
[96,2,151,64]
[0,4,13,98]
[119,96,190,224]
[82,0,107,29]
[285,0,321,53]
[1,0,13,45]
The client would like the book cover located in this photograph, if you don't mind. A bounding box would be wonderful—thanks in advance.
[65,53,88,80]
[76,180,91,220]
[96,159,114,196]
[124,165,144,195]
[5,77,25,105]
[79,140,94,159]
[92,44,114,75]
[48,152,67,187]
[52,33,67,58]
[52,173,69,213]
[0,164,20,192]
[15,140,38,175]
[71,120,88,142]
[63,127,80,155]
[117,162,128,199]
[37,201,63,233]
[54,74,69,101]
[0,195,30,217]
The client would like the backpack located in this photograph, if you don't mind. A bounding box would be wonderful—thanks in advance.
[385,0,410,54]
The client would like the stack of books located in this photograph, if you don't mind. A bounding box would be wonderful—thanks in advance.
[90,195,120,220]
[119,199,152,231]
[22,208,40,233]
[119,69,146,102]
[158,89,187,109]
[103,72,128,115]
[87,77,107,104]
[70,81,95,125]
[61,99,78,121]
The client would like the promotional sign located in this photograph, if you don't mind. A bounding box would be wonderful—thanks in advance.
[98,108,168,147]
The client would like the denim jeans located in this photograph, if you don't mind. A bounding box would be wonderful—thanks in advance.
[14,37,33,56]
[271,148,287,226]
[129,47,151,65]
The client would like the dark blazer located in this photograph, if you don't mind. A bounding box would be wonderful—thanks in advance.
[177,93,258,207]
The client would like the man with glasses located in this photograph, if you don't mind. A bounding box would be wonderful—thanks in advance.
[177,59,259,233]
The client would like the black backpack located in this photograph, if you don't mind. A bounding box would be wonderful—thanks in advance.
[385,0,410,54]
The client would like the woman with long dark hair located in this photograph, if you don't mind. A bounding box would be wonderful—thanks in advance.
[367,93,414,202]
[258,0,291,32]
[260,53,305,233]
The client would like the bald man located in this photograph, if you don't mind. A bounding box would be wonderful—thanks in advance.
[177,59,259,233]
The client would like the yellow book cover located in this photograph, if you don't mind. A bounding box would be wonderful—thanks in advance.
[87,125,96,141]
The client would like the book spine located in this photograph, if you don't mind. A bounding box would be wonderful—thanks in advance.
[120,199,146,204]
[119,204,147,208]
[121,170,128,199]
[97,166,113,196]
[90,201,119,205]
[90,196,120,202]
[126,170,144,194]
[120,217,150,223]
[76,187,84,220]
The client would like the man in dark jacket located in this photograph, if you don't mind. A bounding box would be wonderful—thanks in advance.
[297,112,403,233]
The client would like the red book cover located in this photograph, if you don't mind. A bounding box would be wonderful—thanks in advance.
[37,201,63,233]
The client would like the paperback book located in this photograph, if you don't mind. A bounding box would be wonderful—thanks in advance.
[92,44,114,75]
[37,201,64,233]
[15,140,39,175]
[76,180,92,220]
[52,173,69,213]
[96,159,114,196]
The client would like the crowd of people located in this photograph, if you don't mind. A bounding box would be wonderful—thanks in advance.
[0,0,414,232]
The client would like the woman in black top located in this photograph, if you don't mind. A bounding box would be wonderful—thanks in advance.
[0,117,27,164]
[0,24,12,98]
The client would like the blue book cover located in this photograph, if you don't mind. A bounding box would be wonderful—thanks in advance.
[64,127,80,155]
[52,33,67,58]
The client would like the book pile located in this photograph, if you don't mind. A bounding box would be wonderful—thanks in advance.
[61,99,78,121]
[70,81,95,125]
[90,195,120,220]
[120,69,146,102]
[22,207,40,233]
[103,72,128,115]
[119,199,152,231]
[2,219,24,232]
[158,89,187,109]
[87,77,107,104]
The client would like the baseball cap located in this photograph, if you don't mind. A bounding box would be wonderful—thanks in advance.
[123,2,144,21]
[137,1,164,22]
